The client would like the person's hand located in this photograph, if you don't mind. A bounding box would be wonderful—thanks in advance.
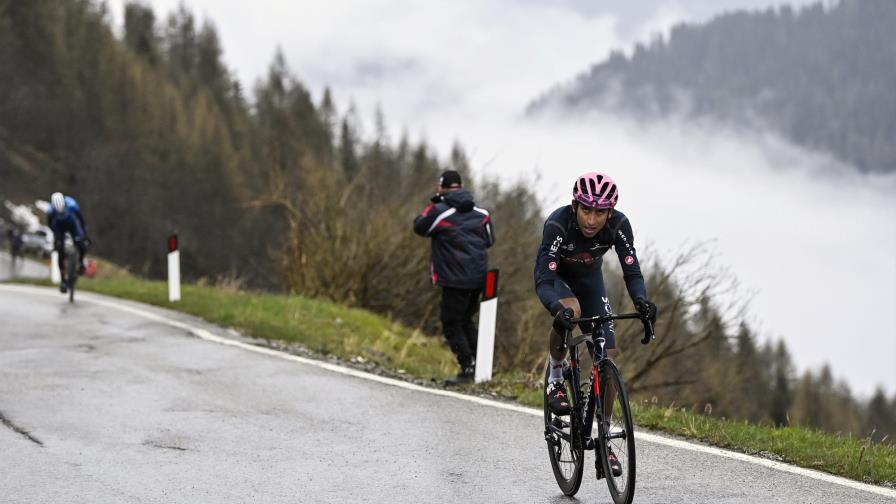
[634,298,658,323]
[552,307,575,333]
[430,194,443,203]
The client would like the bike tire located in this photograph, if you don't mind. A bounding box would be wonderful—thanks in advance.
[597,360,636,504]
[67,250,77,304]
[543,359,583,496]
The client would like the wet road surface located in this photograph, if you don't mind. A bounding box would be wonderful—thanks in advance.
[1,285,892,503]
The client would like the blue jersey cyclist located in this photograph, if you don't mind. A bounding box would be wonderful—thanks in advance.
[534,172,657,471]
[47,192,89,293]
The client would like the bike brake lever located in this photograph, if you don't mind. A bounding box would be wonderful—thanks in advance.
[640,317,655,345]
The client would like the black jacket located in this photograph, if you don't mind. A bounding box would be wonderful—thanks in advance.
[413,189,495,289]
[534,205,647,307]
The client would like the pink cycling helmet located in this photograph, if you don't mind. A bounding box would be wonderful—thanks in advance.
[572,172,618,209]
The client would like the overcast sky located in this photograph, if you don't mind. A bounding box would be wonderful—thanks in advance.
[109,0,824,144]
[108,1,894,396]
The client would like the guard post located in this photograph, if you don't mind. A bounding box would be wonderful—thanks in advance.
[475,269,499,383]
[50,251,61,284]
[167,233,180,302]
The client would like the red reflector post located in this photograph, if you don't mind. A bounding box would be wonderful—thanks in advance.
[483,269,499,300]
[168,234,178,253]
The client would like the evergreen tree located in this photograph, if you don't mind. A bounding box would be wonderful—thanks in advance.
[338,116,359,177]
[864,387,894,443]
[123,2,159,66]
[730,324,769,422]
[317,87,337,156]
[449,141,470,175]
[769,340,793,426]
[196,21,228,93]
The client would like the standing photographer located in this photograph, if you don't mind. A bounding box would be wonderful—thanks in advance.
[413,170,495,385]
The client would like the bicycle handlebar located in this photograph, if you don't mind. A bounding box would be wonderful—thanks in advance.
[569,312,656,345]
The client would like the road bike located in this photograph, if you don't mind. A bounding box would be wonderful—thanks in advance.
[544,311,654,504]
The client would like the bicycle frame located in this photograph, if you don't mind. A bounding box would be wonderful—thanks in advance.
[562,313,653,450]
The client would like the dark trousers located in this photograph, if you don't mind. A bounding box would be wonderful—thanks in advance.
[440,286,482,369]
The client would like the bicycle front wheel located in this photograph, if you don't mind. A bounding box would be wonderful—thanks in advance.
[597,360,636,504]
[543,359,583,496]
[67,250,77,303]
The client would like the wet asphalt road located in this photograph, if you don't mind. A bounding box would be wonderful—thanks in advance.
[0,285,892,503]
[0,252,48,281]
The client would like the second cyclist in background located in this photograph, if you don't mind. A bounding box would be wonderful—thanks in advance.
[47,192,90,293]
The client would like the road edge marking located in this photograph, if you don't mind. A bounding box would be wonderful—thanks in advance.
[2,284,893,499]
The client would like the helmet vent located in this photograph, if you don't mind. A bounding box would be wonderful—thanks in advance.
[605,185,617,200]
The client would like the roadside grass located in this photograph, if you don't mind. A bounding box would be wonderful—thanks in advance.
[632,402,896,486]
[12,271,895,487]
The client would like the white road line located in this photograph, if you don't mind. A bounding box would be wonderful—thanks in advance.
[2,284,894,499]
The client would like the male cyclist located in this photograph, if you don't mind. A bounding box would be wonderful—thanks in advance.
[534,172,657,475]
[47,192,89,293]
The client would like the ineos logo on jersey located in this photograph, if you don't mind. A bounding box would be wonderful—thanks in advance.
[617,230,635,255]
[549,236,563,256]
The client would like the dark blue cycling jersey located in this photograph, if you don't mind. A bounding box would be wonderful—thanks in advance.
[534,205,647,314]
[47,196,87,242]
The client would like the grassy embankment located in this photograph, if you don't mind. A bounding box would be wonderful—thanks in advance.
[14,265,895,487]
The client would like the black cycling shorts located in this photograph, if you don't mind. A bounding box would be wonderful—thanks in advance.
[536,270,616,349]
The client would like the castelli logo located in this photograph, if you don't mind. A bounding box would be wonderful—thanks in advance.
[548,261,558,271]
[625,256,634,265]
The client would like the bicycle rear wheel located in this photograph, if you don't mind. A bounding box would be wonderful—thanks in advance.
[543,359,583,496]
[597,360,636,504]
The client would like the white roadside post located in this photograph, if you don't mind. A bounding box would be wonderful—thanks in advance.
[167,233,181,302]
[475,269,499,383]
[50,251,61,284]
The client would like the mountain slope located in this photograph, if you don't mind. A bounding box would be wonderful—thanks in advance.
[528,0,896,173]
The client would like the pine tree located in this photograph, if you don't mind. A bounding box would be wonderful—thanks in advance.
[769,340,793,426]
[339,116,359,177]
[196,21,228,93]
[318,87,337,150]
[864,387,894,443]
[123,2,159,66]
[731,324,769,422]
[449,141,470,175]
